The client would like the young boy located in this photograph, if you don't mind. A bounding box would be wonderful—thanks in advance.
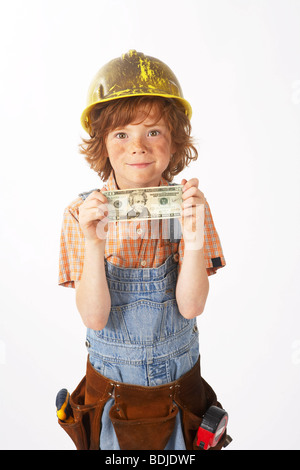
[58,50,227,450]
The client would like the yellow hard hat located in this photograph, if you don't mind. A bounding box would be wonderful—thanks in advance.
[81,50,192,133]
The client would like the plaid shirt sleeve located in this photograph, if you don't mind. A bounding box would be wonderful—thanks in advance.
[178,198,226,276]
[59,198,85,288]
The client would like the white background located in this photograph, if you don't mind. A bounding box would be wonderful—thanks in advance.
[1,0,299,450]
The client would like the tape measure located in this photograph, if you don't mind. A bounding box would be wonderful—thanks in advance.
[196,405,228,450]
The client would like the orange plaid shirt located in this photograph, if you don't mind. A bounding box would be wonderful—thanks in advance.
[59,171,226,288]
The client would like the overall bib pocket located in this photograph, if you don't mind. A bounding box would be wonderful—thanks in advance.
[93,298,192,345]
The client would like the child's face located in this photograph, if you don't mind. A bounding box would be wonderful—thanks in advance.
[105,105,176,189]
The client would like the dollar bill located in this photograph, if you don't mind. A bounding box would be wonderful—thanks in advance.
[103,185,183,222]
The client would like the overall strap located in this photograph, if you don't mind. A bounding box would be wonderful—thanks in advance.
[78,189,99,201]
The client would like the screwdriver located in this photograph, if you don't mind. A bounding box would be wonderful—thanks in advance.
[56,388,74,423]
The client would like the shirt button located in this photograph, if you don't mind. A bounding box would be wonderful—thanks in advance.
[173,253,179,262]
[141,260,147,267]
[136,228,143,235]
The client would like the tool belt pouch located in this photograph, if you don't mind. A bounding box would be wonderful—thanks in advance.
[109,358,230,451]
[174,363,230,450]
[57,365,110,450]
[177,368,227,450]
[109,386,178,450]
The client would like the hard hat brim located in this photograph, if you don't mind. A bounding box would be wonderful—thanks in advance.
[81,93,192,133]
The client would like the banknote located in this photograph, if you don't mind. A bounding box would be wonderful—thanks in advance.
[103,185,183,222]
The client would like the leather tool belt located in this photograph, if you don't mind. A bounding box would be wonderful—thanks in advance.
[58,356,230,450]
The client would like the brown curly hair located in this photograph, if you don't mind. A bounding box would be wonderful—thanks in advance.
[79,96,198,182]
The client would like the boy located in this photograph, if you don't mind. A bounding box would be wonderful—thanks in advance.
[58,50,228,450]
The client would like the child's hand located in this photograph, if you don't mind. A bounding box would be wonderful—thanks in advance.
[179,178,205,250]
[78,190,109,242]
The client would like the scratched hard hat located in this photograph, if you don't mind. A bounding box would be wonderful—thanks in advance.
[81,49,192,133]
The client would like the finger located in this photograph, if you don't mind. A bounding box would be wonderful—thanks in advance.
[182,204,205,220]
[96,217,110,239]
[182,208,195,218]
[182,207,205,220]
[183,190,205,206]
[182,178,199,193]
[85,190,108,204]
[182,196,202,208]
[182,186,204,199]
[82,197,109,213]
[97,204,109,218]
[79,206,108,225]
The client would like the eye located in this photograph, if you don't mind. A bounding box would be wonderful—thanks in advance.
[148,130,160,137]
[116,132,127,139]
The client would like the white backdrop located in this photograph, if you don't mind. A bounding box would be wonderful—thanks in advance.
[1,0,299,450]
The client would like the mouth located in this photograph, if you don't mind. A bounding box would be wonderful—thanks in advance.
[127,162,154,169]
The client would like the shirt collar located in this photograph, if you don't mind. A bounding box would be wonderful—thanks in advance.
[104,170,169,190]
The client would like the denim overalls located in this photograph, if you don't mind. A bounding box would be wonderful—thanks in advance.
[76,180,198,449]
[56,180,232,451]
[85,233,200,450]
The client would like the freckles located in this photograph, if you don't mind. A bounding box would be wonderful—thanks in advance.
[157,139,173,156]
[106,141,123,159]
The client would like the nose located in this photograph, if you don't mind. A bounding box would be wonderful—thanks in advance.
[130,137,147,155]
